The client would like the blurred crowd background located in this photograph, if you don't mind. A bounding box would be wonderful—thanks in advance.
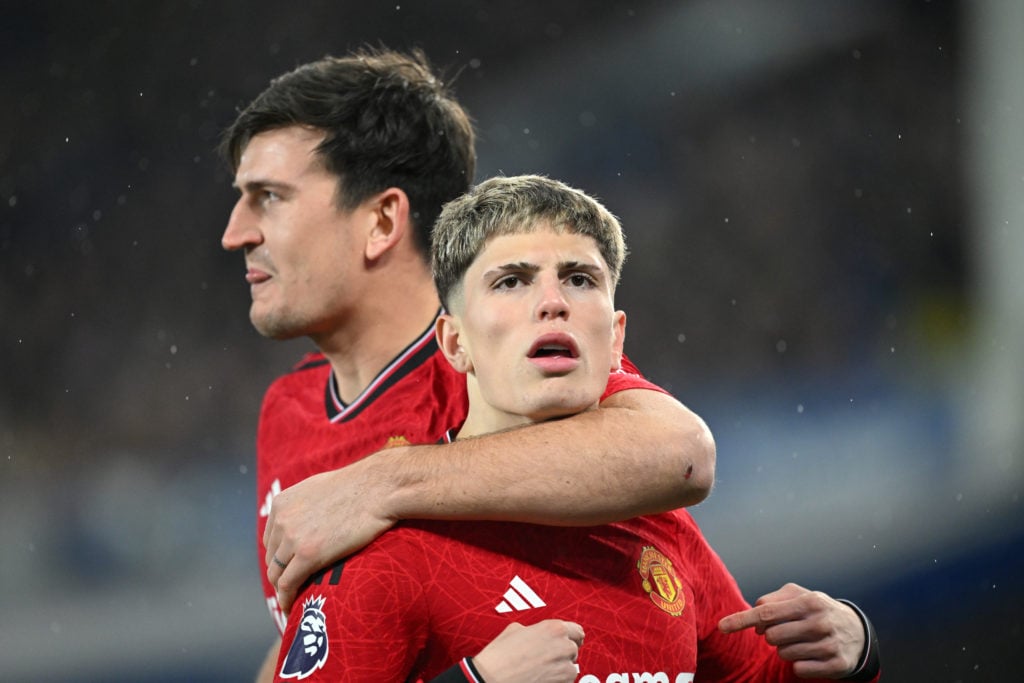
[2,1,1021,680]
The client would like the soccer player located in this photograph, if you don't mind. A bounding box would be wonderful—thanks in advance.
[271,174,881,682]
[219,49,716,683]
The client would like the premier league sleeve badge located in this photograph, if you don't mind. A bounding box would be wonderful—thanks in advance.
[280,595,329,679]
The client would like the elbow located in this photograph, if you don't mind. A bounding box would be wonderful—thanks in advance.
[676,415,716,507]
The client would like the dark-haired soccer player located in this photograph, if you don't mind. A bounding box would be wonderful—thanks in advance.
[220,49,716,683]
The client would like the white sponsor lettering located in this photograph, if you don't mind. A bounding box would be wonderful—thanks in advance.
[578,674,694,683]
[267,595,287,634]
[260,478,282,518]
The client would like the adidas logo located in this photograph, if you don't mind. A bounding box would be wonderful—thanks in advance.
[495,575,546,613]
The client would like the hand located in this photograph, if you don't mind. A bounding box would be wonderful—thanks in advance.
[264,456,398,614]
[718,583,865,679]
[472,620,585,683]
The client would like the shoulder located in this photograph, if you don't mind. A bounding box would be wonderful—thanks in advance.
[601,353,670,400]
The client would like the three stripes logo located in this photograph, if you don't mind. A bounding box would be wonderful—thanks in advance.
[495,575,546,613]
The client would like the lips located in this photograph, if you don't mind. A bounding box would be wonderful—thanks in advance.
[528,333,579,359]
[245,267,271,284]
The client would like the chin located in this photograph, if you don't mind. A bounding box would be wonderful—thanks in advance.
[528,398,599,422]
[251,313,305,341]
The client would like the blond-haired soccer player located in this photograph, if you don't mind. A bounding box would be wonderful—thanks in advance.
[271,175,880,683]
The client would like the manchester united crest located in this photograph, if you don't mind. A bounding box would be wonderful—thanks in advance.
[637,546,685,616]
[384,435,411,449]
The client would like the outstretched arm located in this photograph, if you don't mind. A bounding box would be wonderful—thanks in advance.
[266,388,715,612]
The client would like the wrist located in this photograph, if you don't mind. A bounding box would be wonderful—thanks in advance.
[367,442,433,522]
[837,599,881,681]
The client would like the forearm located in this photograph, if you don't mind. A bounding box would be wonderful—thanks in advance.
[377,388,715,525]
[254,638,280,683]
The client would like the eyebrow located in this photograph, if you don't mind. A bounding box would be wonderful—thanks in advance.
[232,178,295,194]
[482,260,606,279]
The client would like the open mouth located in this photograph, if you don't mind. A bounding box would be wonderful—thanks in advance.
[528,335,579,359]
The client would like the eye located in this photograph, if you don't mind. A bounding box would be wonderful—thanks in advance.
[494,274,525,290]
[566,272,597,288]
[260,189,281,206]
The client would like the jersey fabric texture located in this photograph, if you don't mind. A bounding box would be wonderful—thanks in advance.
[277,500,871,683]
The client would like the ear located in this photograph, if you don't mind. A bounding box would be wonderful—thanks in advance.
[436,312,473,374]
[610,310,626,372]
[365,187,411,261]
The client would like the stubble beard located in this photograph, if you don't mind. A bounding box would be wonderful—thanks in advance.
[250,305,308,341]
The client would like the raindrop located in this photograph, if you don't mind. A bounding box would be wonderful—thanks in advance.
[677,333,686,343]
[797,404,804,414]
[8,195,16,207]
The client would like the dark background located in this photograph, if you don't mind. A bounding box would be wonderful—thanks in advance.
[2,1,1021,681]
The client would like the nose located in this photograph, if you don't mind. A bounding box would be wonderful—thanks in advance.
[221,199,262,252]
[535,276,570,321]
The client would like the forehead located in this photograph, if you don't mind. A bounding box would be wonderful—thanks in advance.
[472,227,606,269]
[235,126,328,181]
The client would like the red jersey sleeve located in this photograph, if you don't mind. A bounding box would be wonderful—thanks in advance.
[678,511,874,683]
[600,353,670,401]
[273,532,430,682]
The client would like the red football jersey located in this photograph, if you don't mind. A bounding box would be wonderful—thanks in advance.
[255,314,664,633]
[275,508,830,683]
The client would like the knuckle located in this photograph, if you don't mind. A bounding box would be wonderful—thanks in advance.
[756,605,777,624]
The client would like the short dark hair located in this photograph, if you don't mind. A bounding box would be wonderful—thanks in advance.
[220,47,476,254]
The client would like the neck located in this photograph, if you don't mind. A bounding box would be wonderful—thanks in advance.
[315,258,441,404]
[455,377,532,439]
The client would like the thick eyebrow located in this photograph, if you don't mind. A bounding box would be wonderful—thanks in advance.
[481,260,606,280]
[558,261,605,277]
[482,261,539,281]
